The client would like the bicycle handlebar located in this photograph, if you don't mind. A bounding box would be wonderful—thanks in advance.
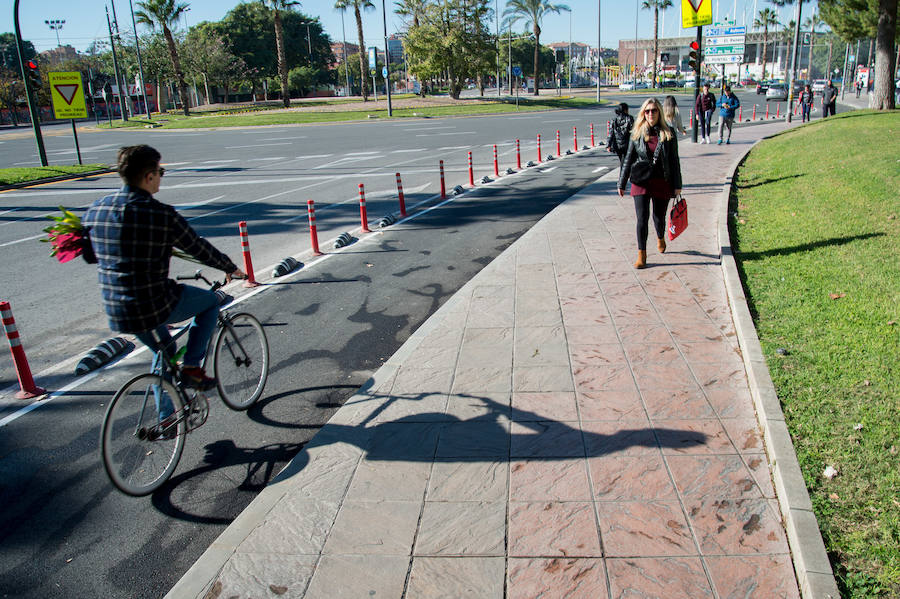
[176,269,222,290]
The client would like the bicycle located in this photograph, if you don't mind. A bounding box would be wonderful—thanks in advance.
[100,271,270,496]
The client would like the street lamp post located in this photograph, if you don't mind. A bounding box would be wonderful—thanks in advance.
[44,19,65,47]
[338,9,351,96]
[128,0,152,117]
[381,0,392,116]
[596,0,602,101]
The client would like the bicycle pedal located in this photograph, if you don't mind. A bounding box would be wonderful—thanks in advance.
[185,392,210,430]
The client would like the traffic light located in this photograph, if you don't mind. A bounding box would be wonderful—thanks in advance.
[688,41,700,73]
[25,60,41,92]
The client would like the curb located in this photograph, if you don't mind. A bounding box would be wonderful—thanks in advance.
[0,167,115,191]
[717,142,840,599]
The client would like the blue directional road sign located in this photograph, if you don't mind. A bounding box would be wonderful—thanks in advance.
[512,66,522,77]
[382,66,388,78]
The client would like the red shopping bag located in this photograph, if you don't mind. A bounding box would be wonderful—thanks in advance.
[667,194,688,241]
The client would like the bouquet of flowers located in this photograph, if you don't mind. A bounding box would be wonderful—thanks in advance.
[42,206,90,263]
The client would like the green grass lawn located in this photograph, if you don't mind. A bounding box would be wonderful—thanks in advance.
[731,110,900,598]
[96,96,602,129]
[0,164,109,186]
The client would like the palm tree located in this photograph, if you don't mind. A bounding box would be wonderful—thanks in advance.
[641,0,673,89]
[135,0,191,116]
[336,0,376,101]
[753,8,779,81]
[803,11,823,79]
[260,0,300,108]
[503,0,569,96]
[395,0,428,28]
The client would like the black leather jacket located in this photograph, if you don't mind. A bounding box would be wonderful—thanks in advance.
[617,128,683,192]
[606,114,634,154]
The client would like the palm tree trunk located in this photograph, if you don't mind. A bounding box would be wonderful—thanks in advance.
[355,6,369,101]
[163,25,190,116]
[807,32,814,78]
[274,9,290,107]
[653,7,659,88]
[872,0,898,109]
[762,29,768,80]
[533,24,541,96]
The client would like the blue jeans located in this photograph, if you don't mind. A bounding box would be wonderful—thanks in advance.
[136,285,220,368]
[801,103,811,122]
[699,109,713,137]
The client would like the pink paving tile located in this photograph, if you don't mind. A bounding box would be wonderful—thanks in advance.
[513,366,575,392]
[576,389,647,421]
[705,554,800,599]
[559,291,604,307]
[509,459,592,501]
[666,455,766,500]
[596,270,638,284]
[508,502,603,557]
[602,282,645,298]
[597,501,696,556]
[642,280,688,297]
[704,386,757,419]
[589,455,677,501]
[677,340,743,364]
[507,558,608,598]
[655,303,714,324]
[631,361,699,393]
[607,557,714,598]
[582,421,660,457]
[668,320,729,344]
[685,498,790,555]
[510,421,585,458]
[573,365,637,392]
[721,418,765,453]
[654,419,736,455]
[569,343,629,368]
[743,454,776,498]
[511,392,579,421]
[565,324,619,345]
[561,306,614,327]
[609,304,661,323]
[621,342,683,365]
[616,323,673,345]
[690,362,748,389]
[640,388,716,420]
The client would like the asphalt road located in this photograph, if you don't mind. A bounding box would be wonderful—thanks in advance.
[0,107,621,598]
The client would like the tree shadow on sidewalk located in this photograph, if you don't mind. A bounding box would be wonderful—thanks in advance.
[735,232,885,261]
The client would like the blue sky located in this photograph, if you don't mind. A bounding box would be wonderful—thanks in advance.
[5,0,816,55]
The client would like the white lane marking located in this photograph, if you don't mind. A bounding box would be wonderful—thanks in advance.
[0,233,44,247]
[284,182,433,222]
[541,119,578,124]
[203,159,238,163]
[295,154,334,160]
[592,166,610,173]
[225,142,293,149]
[46,142,118,154]
[402,126,457,131]
[391,148,428,153]
[541,166,558,173]
[163,162,192,167]
[313,155,381,170]
[344,151,379,156]
[417,132,475,137]
[249,157,286,161]
[173,195,225,210]
[260,136,306,141]
[438,146,469,151]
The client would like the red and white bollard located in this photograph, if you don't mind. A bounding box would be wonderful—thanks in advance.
[765,104,770,119]
[467,151,474,186]
[606,120,611,137]
[590,123,595,147]
[516,139,521,169]
[556,130,561,157]
[537,134,542,162]
[752,104,757,121]
[1,300,46,399]
[776,103,780,118]
[238,221,260,288]
[358,183,371,232]
[395,172,407,217]
[493,144,499,177]
[738,106,743,122]
[573,126,578,151]
[307,200,322,256]
[690,108,694,125]
[439,160,446,199]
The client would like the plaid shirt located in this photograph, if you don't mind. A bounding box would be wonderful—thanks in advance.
[83,185,237,334]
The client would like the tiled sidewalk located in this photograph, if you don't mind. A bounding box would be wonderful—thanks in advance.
[170,121,812,598]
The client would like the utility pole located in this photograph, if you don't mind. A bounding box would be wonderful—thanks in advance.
[129,0,151,117]
[106,5,128,122]
[496,0,501,96]
[596,0,602,102]
[381,0,392,116]
[785,0,802,122]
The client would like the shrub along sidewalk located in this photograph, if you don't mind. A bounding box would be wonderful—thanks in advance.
[731,110,899,598]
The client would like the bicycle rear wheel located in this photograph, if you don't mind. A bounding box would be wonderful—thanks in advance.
[213,312,269,410]
[101,373,185,496]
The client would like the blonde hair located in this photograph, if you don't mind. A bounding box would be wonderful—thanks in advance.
[631,97,673,142]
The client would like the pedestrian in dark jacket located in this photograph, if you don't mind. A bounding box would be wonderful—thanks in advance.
[694,83,716,143]
[606,102,634,173]
[716,85,740,144]
[822,80,837,117]
[799,84,814,122]
[617,97,683,269]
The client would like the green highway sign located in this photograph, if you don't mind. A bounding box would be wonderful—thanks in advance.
[704,45,745,55]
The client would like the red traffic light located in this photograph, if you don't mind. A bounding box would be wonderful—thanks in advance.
[689,41,700,51]
[27,60,38,69]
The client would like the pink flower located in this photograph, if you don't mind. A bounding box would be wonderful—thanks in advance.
[52,231,84,263]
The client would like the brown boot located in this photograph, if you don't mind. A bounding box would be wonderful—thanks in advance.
[657,237,666,254]
[634,250,647,269]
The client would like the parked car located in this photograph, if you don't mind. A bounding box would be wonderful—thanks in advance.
[634,81,649,89]
[618,81,635,91]
[740,78,757,87]
[766,84,788,101]
[658,80,678,88]
[811,79,828,94]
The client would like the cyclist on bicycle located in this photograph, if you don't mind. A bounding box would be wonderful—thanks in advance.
[83,145,246,391]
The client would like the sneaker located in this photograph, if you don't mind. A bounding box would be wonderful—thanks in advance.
[181,366,217,391]
[717,139,723,145]
[726,139,731,145]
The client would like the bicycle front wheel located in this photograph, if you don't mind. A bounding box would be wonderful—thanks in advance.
[101,373,185,496]
[214,312,269,410]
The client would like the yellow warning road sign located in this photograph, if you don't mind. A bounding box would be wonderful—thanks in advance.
[49,72,88,119]
[682,0,712,28]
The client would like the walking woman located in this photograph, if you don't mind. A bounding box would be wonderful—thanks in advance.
[606,102,634,174]
[617,97,683,269]
[662,95,687,136]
